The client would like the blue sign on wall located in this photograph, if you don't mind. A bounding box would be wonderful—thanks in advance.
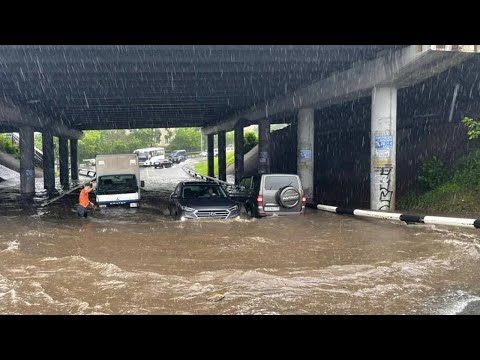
[375,136,393,150]
[300,149,312,159]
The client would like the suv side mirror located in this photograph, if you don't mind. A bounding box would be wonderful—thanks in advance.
[171,194,179,199]
[140,181,145,188]
[240,185,246,191]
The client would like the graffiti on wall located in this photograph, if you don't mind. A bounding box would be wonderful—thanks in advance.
[378,166,393,210]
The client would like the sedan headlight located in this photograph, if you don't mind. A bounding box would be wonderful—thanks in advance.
[181,205,196,212]
[228,204,239,211]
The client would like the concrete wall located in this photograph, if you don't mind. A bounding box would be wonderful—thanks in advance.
[260,57,480,208]
[314,98,371,208]
[270,124,297,174]
[310,57,480,208]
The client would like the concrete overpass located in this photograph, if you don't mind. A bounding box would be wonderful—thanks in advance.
[1,45,478,209]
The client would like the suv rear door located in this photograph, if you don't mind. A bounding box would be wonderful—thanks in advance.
[261,174,302,213]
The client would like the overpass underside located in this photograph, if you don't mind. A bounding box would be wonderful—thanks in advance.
[203,45,480,211]
[1,45,479,209]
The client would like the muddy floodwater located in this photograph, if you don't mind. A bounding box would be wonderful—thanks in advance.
[1,161,480,314]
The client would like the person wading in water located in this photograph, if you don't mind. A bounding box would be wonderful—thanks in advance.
[77,182,96,218]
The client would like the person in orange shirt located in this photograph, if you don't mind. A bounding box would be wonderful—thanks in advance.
[77,182,96,218]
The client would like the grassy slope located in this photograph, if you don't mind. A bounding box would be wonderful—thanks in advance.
[397,148,480,217]
[194,151,235,176]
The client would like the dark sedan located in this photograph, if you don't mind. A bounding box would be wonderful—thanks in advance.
[153,159,173,168]
[168,181,240,220]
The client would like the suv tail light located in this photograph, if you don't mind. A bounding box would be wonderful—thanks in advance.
[257,195,263,205]
[302,192,306,206]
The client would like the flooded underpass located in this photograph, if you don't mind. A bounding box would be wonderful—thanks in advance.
[1,161,480,314]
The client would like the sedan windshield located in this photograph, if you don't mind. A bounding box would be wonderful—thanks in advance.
[182,185,228,199]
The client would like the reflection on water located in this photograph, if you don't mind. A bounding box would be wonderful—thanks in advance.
[1,161,480,314]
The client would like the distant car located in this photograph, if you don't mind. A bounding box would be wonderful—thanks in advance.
[153,159,173,168]
[226,146,234,152]
[84,158,96,166]
[200,151,208,157]
[230,174,305,218]
[170,149,187,163]
[169,181,240,220]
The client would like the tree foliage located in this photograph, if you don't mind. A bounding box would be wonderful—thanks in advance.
[0,134,19,158]
[226,131,234,146]
[78,129,159,160]
[168,128,201,152]
[244,130,258,153]
[462,117,480,140]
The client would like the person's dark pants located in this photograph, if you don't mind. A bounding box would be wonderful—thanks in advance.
[77,204,88,218]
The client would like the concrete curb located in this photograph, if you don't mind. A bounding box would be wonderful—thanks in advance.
[317,204,480,229]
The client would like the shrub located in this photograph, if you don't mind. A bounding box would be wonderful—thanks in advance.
[244,131,258,153]
[417,156,446,191]
[0,134,20,158]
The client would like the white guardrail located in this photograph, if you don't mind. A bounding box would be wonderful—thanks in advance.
[317,204,480,229]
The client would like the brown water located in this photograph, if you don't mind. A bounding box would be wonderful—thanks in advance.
[1,161,480,314]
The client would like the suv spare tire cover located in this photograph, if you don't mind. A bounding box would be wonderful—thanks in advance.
[276,186,300,208]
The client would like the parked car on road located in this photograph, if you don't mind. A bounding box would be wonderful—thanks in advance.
[153,159,173,168]
[169,181,240,220]
[229,174,305,218]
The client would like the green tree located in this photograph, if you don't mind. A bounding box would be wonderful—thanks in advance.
[168,128,201,151]
[462,117,480,140]
[244,130,258,153]
[226,131,234,146]
[78,130,102,160]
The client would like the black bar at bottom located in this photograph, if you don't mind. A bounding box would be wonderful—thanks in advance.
[336,207,355,215]
[399,214,423,223]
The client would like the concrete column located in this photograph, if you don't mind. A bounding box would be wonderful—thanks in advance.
[258,118,271,174]
[58,137,69,189]
[297,108,315,202]
[218,130,227,181]
[19,126,35,196]
[70,139,79,181]
[371,86,397,211]
[207,134,214,178]
[234,121,244,184]
[42,130,55,193]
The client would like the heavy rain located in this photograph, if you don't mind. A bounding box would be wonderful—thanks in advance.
[1,45,480,314]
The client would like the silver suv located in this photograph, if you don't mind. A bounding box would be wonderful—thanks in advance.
[230,174,305,218]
